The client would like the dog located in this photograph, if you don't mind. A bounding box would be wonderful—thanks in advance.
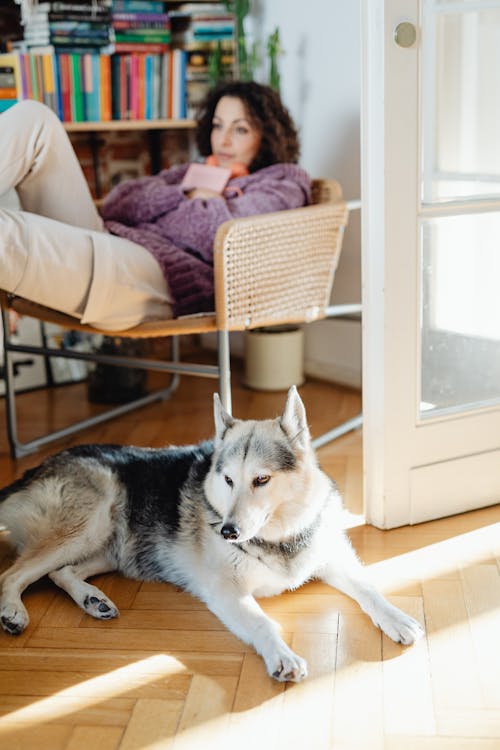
[0,386,424,681]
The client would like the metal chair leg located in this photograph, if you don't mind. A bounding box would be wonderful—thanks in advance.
[0,313,188,459]
[312,413,363,450]
[217,329,232,414]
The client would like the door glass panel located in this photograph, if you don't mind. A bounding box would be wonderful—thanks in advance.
[422,5,500,203]
[420,212,500,418]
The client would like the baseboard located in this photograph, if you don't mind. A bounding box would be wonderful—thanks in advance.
[304,358,362,389]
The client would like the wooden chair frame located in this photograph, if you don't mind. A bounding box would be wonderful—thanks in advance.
[1,179,356,459]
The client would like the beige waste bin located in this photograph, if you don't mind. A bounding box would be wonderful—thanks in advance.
[244,326,304,391]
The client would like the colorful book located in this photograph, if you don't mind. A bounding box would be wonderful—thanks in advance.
[58,53,72,121]
[144,53,153,119]
[129,53,139,119]
[112,12,170,23]
[159,50,169,118]
[69,53,84,121]
[113,19,169,30]
[0,66,17,99]
[112,1,166,12]
[171,48,187,119]
[100,53,112,120]
[40,52,58,112]
[113,42,169,53]
[0,53,22,101]
[114,32,170,45]
[0,99,18,112]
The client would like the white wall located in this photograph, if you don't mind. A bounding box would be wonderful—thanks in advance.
[249,0,362,387]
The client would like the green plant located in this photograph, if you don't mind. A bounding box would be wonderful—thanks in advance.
[229,0,252,81]
[207,1,281,92]
[208,40,223,86]
[267,27,281,93]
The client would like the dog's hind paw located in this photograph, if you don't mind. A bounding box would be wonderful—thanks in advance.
[266,648,308,683]
[83,591,119,620]
[0,602,29,635]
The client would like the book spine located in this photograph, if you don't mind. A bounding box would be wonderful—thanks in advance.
[100,53,111,121]
[167,48,173,119]
[145,53,153,120]
[119,54,127,119]
[111,53,121,120]
[114,32,170,44]
[112,12,170,23]
[112,1,166,13]
[159,51,168,119]
[58,53,72,121]
[152,53,160,119]
[112,20,169,30]
[82,53,92,120]
[70,53,84,122]
[22,54,33,100]
[55,53,64,118]
[178,49,187,119]
[138,53,146,119]
[29,54,40,101]
[113,42,169,54]
[0,52,23,101]
[19,53,29,100]
[41,52,57,112]
[129,53,139,120]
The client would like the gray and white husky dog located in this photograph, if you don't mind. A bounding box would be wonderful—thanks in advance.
[0,387,423,681]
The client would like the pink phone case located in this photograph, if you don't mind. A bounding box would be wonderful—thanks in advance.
[180,163,232,193]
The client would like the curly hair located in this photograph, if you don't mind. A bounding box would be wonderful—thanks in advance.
[195,81,300,172]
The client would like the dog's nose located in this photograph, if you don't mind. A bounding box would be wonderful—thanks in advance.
[221,523,240,541]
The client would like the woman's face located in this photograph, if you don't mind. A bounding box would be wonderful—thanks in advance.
[210,96,262,169]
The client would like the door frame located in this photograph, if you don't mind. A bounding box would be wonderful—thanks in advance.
[361,0,500,528]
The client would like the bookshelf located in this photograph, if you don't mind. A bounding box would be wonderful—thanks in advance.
[0,1,235,124]
[63,117,197,194]
[63,118,196,132]
[0,1,236,196]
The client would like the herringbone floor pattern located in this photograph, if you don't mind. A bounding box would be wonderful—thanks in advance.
[0,365,499,749]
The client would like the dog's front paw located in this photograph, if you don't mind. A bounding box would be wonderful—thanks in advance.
[377,605,425,645]
[265,646,308,683]
[0,601,29,635]
[83,590,119,620]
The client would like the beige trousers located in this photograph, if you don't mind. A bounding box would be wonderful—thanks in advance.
[0,100,173,330]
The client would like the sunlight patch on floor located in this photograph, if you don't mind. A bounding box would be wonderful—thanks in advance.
[367,522,500,592]
[0,654,186,731]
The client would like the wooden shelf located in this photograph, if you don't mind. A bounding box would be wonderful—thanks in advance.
[63,118,196,133]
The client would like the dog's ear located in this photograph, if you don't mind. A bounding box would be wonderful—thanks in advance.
[280,386,311,451]
[213,393,236,443]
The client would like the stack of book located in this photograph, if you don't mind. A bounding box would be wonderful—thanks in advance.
[190,5,234,42]
[112,0,171,54]
[22,1,114,54]
[170,3,234,44]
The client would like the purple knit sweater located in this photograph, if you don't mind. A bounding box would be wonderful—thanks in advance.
[100,162,312,317]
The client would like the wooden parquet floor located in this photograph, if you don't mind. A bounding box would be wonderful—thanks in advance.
[0,363,499,749]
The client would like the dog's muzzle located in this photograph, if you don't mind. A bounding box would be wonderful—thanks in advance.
[221,523,240,541]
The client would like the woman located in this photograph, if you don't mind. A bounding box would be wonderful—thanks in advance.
[0,81,311,328]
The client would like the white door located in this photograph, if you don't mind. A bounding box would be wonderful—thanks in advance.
[362,0,500,528]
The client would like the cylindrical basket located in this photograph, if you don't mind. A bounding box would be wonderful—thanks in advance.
[244,326,304,391]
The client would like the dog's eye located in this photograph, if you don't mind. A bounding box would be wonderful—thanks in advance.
[253,475,270,487]
[224,475,233,487]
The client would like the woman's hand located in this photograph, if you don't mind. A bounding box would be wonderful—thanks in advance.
[186,188,224,200]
